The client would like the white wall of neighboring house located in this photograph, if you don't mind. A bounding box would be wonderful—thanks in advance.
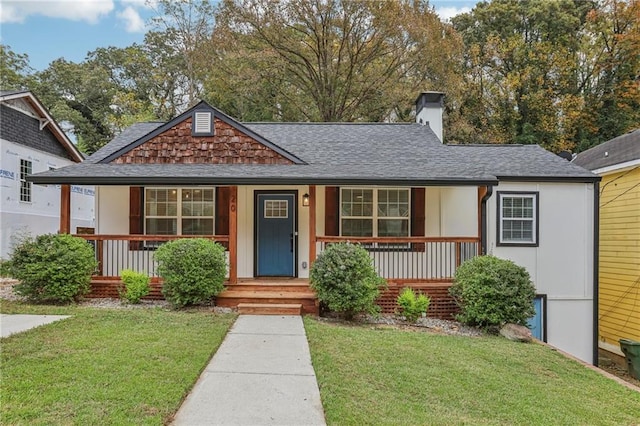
[0,139,95,259]
[486,181,596,363]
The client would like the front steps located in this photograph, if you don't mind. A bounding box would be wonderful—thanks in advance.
[237,303,303,315]
[217,279,318,315]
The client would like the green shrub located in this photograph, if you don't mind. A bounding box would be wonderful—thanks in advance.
[397,288,430,322]
[154,238,226,308]
[118,269,150,304]
[450,255,536,328]
[10,233,97,303]
[310,242,386,320]
[0,259,13,278]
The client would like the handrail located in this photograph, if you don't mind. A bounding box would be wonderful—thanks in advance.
[74,234,229,242]
[316,236,479,243]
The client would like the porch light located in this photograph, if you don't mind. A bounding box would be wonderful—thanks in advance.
[302,193,310,207]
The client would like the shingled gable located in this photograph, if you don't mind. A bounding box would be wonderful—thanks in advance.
[0,90,84,163]
[100,101,305,165]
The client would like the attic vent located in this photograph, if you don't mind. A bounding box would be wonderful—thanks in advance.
[193,111,213,135]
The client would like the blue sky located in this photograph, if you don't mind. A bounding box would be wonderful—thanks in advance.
[1,0,480,72]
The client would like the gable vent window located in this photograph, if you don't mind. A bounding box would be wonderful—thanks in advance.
[193,111,213,136]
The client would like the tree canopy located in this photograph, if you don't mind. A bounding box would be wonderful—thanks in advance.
[0,0,637,154]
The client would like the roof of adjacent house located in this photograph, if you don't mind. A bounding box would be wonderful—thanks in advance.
[28,101,598,186]
[573,129,640,172]
[0,90,84,162]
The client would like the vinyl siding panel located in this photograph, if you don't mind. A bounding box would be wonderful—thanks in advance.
[598,167,640,348]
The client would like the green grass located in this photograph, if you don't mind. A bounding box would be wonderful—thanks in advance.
[305,318,640,425]
[1,300,236,425]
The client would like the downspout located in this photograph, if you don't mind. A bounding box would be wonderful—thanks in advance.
[593,181,600,366]
[480,185,494,255]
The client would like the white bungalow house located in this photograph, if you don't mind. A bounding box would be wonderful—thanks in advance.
[29,92,600,364]
[0,90,94,259]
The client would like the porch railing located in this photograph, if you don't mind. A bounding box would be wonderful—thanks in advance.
[75,235,230,278]
[316,236,480,282]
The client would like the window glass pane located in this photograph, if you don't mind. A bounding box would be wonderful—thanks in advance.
[342,219,373,237]
[378,219,409,237]
[341,189,373,218]
[146,218,177,235]
[378,189,409,218]
[182,219,214,235]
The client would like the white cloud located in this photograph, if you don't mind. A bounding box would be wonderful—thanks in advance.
[0,0,114,24]
[121,0,156,9]
[436,6,471,22]
[117,5,145,33]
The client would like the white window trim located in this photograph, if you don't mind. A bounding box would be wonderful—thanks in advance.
[339,187,411,238]
[497,191,539,246]
[19,159,32,203]
[144,187,215,235]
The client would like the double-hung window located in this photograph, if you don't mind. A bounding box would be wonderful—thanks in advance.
[497,192,538,246]
[340,188,410,245]
[19,159,32,202]
[145,188,215,236]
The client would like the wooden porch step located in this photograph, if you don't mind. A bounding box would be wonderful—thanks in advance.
[237,303,303,315]
[216,289,318,315]
[231,282,313,292]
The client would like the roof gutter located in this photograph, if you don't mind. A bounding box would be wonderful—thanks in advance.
[27,175,500,187]
[497,175,601,184]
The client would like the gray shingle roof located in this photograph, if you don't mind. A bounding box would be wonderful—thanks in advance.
[573,129,640,171]
[449,144,596,179]
[30,110,599,185]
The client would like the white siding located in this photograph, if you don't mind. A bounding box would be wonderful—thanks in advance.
[0,139,94,258]
[487,181,596,363]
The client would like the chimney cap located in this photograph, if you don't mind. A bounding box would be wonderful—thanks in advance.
[415,91,445,113]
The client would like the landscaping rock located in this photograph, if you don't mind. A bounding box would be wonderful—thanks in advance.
[500,323,532,342]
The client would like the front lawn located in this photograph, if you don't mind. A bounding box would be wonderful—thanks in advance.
[0,300,236,425]
[305,318,640,425]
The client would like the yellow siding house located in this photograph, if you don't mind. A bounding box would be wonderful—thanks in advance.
[575,129,640,359]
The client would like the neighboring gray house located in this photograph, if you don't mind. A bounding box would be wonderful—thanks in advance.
[0,90,94,258]
[29,92,600,363]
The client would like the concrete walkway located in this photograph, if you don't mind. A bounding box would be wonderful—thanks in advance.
[0,314,71,338]
[172,315,326,426]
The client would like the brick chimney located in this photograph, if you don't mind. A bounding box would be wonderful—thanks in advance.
[415,92,445,143]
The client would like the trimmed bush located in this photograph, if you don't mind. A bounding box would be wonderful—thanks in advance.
[0,259,13,278]
[118,269,150,304]
[10,233,97,303]
[450,255,536,328]
[310,242,385,319]
[397,288,430,322]
[154,238,226,308]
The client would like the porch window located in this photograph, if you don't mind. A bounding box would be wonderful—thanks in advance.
[340,188,410,238]
[19,159,32,202]
[145,188,214,235]
[497,192,538,246]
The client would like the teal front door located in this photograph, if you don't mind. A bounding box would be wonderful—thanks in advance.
[255,192,296,277]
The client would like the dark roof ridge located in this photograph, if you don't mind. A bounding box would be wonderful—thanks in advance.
[246,121,415,126]
[450,143,529,147]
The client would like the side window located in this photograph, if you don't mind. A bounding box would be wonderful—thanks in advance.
[497,192,539,246]
[19,159,32,202]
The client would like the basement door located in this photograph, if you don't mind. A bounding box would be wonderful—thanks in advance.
[527,295,546,342]
[255,192,297,277]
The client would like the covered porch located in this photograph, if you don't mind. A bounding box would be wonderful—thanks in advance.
[58,183,487,317]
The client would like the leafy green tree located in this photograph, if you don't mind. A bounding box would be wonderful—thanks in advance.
[148,0,216,109]
[453,0,596,151]
[0,44,34,90]
[207,0,463,124]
